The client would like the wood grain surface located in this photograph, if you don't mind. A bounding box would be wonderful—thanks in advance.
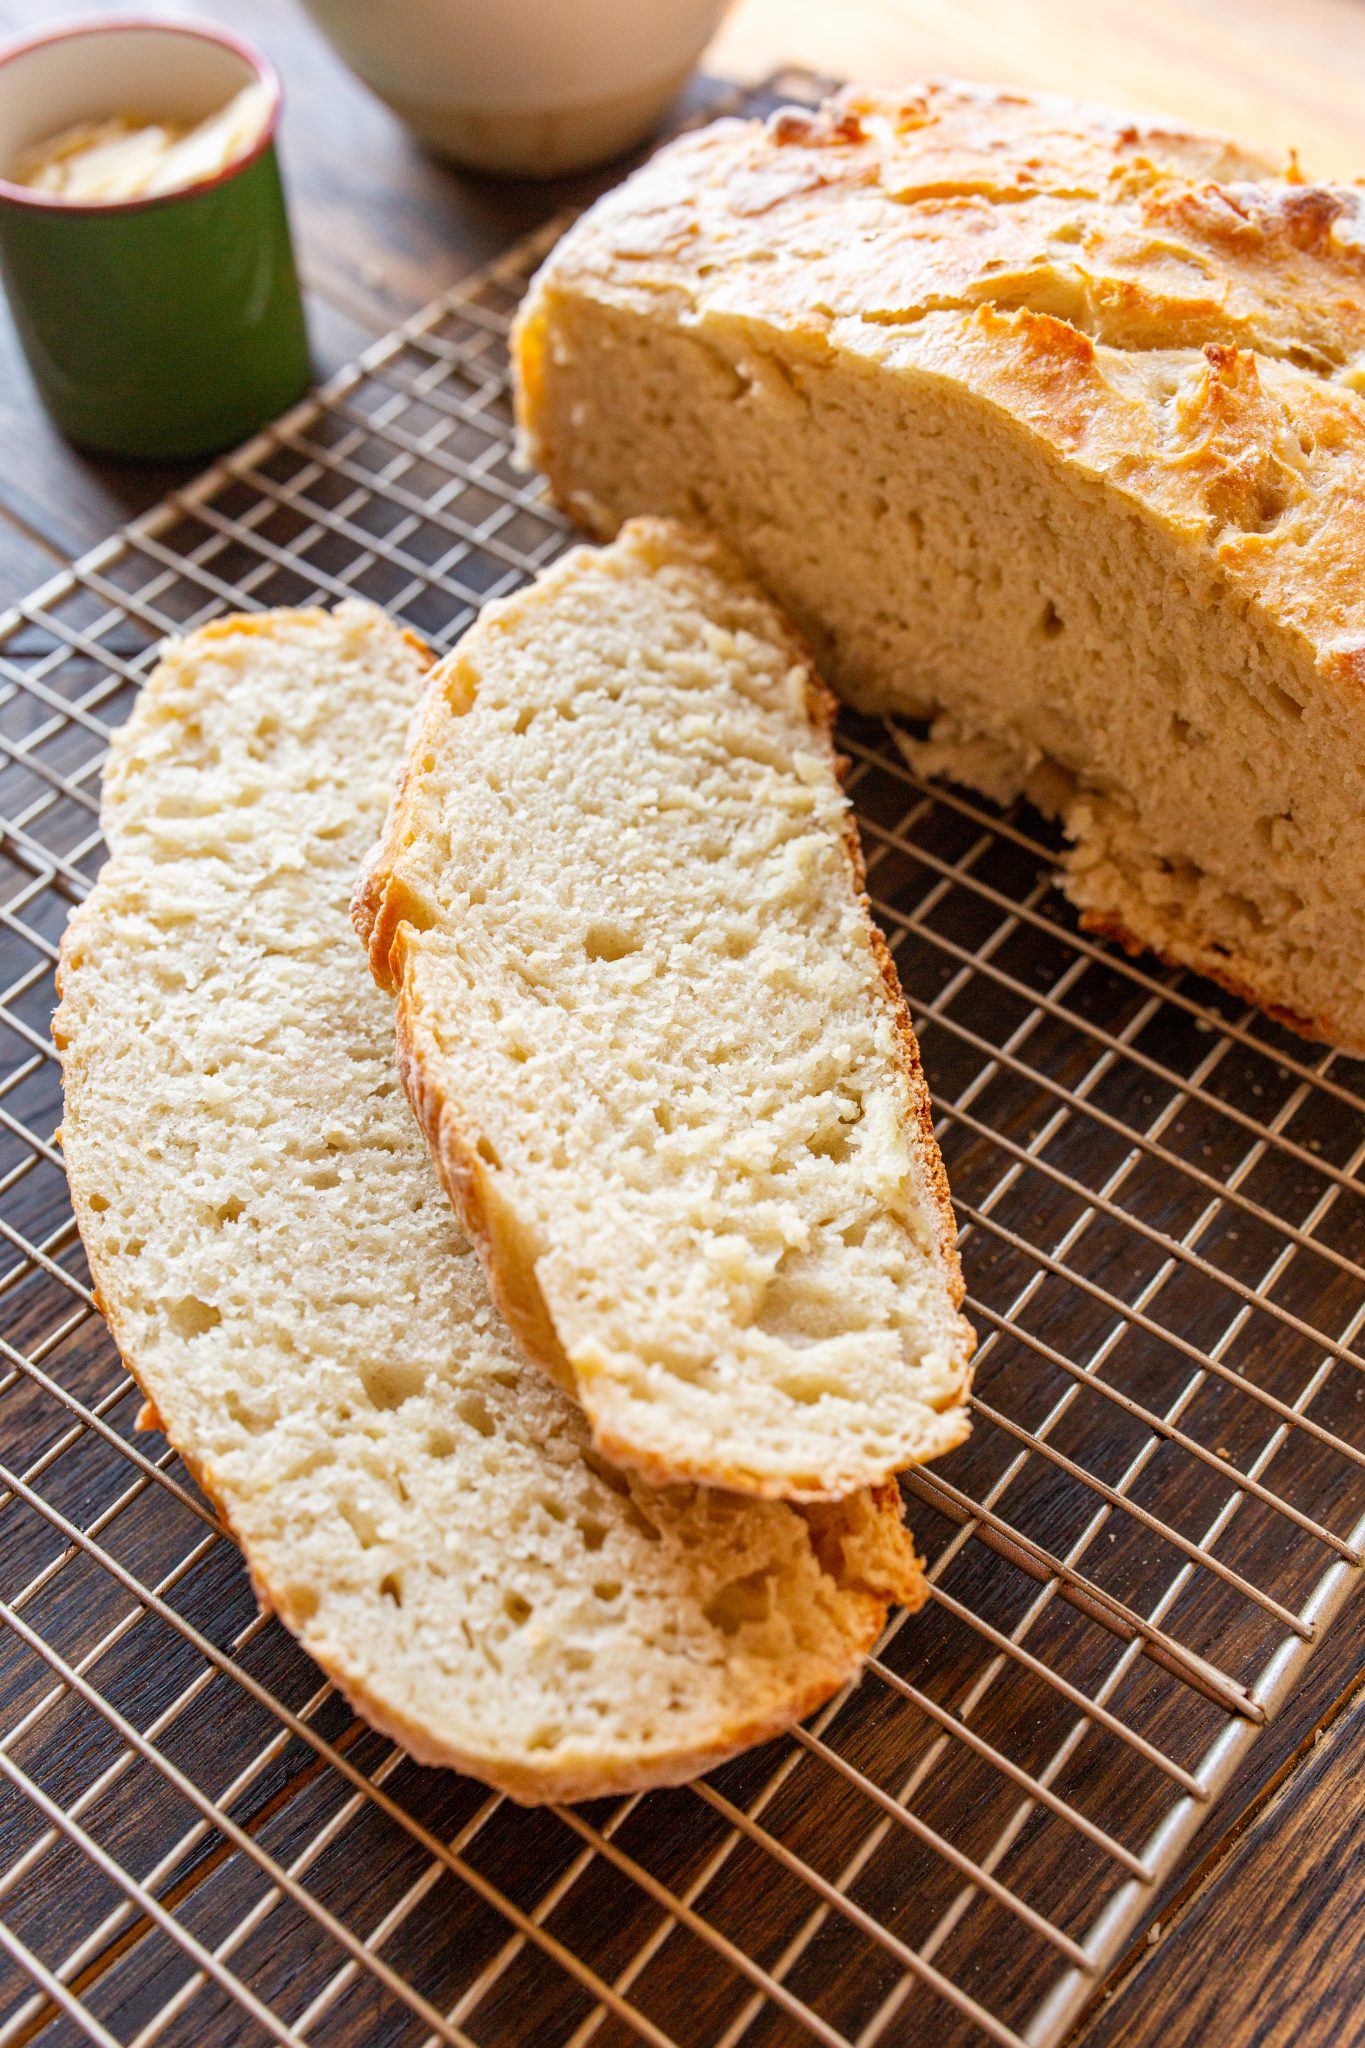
[1083,1642,1365,2046]
[2,3,1364,2043]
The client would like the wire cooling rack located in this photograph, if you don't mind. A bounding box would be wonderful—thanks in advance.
[3,68,1365,2048]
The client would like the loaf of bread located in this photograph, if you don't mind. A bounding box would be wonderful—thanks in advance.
[55,601,927,1803]
[356,520,974,1503]
[514,82,1365,1050]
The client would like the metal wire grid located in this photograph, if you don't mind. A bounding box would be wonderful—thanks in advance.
[2,82,1365,2048]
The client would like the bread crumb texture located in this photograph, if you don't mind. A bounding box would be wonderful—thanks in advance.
[55,600,926,1803]
[513,81,1365,1051]
[356,522,974,1503]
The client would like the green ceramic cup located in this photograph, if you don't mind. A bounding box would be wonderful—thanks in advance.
[0,16,311,461]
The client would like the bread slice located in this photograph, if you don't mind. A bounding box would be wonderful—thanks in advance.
[513,82,1365,1051]
[54,600,927,1804]
[355,521,974,1504]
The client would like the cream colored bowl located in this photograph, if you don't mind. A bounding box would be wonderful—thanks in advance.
[299,0,732,177]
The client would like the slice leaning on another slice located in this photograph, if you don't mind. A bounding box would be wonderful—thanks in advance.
[56,600,927,1805]
[355,520,975,1503]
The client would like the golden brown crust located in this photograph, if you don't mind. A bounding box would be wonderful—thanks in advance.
[840,800,967,1321]
[519,78,1365,359]
[392,983,581,1394]
[802,650,969,1348]
[582,1403,963,1500]
[352,665,457,993]
[513,83,1365,1053]
[517,84,1365,712]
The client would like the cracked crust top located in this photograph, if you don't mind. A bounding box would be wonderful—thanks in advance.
[516,81,1365,698]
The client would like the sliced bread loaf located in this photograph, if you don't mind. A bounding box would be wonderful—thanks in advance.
[55,600,927,1804]
[355,521,974,1503]
[513,82,1365,1050]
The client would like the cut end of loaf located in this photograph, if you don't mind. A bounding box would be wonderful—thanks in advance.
[514,82,1365,1052]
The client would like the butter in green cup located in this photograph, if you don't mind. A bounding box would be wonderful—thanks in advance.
[0,16,312,461]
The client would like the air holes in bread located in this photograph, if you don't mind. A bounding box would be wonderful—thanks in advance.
[753,1248,828,1345]
[705,1570,773,1633]
[779,1370,848,1405]
[806,1119,855,1163]
[583,921,643,962]
[457,1389,496,1437]
[359,1359,425,1411]
[224,1388,272,1435]
[1266,680,1305,722]
[340,1499,380,1549]
[165,1295,220,1339]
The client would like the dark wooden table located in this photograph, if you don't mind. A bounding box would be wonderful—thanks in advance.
[3,2,1365,2042]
